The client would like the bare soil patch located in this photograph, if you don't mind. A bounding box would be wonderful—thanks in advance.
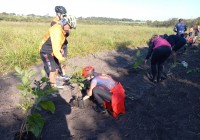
[0,45,200,140]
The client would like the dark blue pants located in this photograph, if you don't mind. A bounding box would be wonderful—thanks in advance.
[151,46,171,81]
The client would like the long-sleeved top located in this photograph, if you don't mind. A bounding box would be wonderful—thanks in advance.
[50,16,69,44]
[167,35,187,47]
[39,24,66,62]
[146,37,171,59]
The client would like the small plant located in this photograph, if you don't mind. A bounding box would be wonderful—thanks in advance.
[68,69,89,109]
[133,50,143,70]
[69,70,89,91]
[67,64,89,91]
[15,66,58,139]
[187,68,200,74]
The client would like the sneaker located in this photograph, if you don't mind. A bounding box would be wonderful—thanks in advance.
[60,75,71,80]
[93,106,106,114]
[56,85,64,89]
[56,78,64,89]
[160,73,167,80]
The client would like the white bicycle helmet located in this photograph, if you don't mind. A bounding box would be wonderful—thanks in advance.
[60,15,77,29]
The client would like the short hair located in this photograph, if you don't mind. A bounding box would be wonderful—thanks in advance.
[179,18,183,22]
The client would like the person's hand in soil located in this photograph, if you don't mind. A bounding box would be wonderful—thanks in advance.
[83,95,90,100]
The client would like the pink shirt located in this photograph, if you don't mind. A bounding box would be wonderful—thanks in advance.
[153,37,171,49]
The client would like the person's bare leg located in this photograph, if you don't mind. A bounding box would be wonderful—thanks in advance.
[49,71,56,88]
[172,51,176,64]
[61,64,66,75]
[55,69,59,78]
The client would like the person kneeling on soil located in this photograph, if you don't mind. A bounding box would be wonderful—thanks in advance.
[145,35,172,83]
[82,66,125,118]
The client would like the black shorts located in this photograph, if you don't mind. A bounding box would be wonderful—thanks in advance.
[40,53,60,76]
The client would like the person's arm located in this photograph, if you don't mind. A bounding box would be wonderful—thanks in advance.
[184,25,187,31]
[173,24,177,32]
[83,79,97,100]
[50,25,65,62]
[65,32,70,37]
[195,29,198,36]
[145,41,154,60]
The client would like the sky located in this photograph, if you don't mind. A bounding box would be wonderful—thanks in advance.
[0,0,199,21]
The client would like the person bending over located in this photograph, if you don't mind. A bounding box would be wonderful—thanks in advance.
[145,35,172,83]
[163,34,187,63]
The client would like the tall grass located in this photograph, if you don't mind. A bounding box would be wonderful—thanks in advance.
[0,21,174,74]
[0,21,48,73]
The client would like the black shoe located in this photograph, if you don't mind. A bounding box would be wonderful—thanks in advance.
[150,78,157,83]
[161,75,167,80]
[146,73,157,83]
[93,106,106,114]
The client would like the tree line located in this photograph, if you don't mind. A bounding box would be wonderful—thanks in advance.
[0,12,200,28]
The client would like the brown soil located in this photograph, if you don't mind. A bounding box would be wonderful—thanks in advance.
[0,44,200,140]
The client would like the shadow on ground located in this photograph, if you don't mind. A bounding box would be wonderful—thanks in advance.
[0,42,200,140]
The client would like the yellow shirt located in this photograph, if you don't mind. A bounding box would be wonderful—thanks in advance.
[39,24,65,62]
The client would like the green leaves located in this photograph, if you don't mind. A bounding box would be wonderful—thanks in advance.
[27,113,45,138]
[187,68,200,74]
[15,66,36,79]
[136,50,141,56]
[22,76,29,85]
[16,84,25,90]
[40,101,55,114]
[41,69,46,77]
[70,70,87,90]
[133,50,143,70]
[15,67,57,138]
[15,66,21,74]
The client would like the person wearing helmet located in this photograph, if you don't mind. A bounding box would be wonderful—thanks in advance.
[173,19,187,37]
[163,34,187,63]
[82,66,125,118]
[145,35,172,83]
[50,6,70,80]
[39,16,76,88]
[51,6,67,26]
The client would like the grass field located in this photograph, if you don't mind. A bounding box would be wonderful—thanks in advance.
[0,21,174,74]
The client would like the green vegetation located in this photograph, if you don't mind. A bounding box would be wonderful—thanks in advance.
[133,50,143,70]
[15,66,58,138]
[187,68,200,74]
[0,21,175,74]
[0,21,48,73]
[1,12,199,27]
[1,13,199,74]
